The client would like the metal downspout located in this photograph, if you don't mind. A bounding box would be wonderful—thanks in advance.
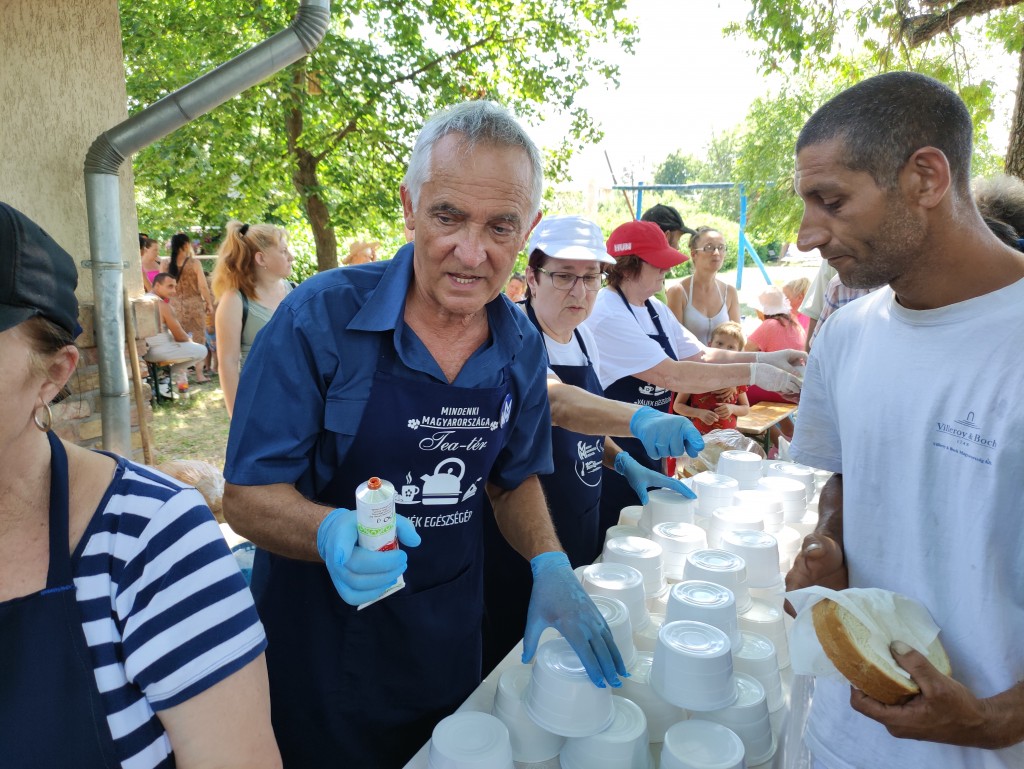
[84,0,331,454]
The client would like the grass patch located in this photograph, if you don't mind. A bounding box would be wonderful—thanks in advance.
[148,378,230,470]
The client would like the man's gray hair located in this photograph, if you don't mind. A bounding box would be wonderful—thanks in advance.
[402,100,544,216]
[973,174,1024,237]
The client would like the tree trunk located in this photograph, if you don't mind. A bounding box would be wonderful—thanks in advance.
[285,75,338,272]
[1006,39,1024,180]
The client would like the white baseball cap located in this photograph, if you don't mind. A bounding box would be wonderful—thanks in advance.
[528,215,615,265]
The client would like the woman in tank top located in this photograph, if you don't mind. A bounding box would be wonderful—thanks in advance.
[666,226,740,344]
[212,220,294,416]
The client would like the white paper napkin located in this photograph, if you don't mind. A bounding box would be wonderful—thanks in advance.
[786,587,940,681]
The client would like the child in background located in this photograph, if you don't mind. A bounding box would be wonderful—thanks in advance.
[672,321,750,434]
[784,276,811,334]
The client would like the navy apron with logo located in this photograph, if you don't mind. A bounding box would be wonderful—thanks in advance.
[0,431,119,768]
[599,290,678,533]
[481,301,605,671]
[252,340,512,769]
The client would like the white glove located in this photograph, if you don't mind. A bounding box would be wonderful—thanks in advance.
[756,349,807,377]
[750,363,802,396]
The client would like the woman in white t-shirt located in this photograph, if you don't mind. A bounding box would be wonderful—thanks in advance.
[482,215,702,671]
[583,219,806,531]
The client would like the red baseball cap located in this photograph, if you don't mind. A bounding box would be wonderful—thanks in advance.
[606,220,689,269]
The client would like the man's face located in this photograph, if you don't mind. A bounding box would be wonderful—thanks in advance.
[154,278,177,299]
[665,229,683,250]
[401,134,541,319]
[795,139,925,290]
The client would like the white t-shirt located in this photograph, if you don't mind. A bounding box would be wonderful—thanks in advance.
[791,280,1024,769]
[583,288,703,390]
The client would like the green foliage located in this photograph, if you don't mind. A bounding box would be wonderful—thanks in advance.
[122,0,637,269]
[653,151,697,185]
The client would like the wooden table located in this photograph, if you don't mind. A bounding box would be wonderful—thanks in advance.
[736,401,798,452]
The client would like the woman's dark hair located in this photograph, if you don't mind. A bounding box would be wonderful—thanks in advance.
[983,216,1022,251]
[764,313,795,327]
[139,234,157,251]
[524,249,548,300]
[605,254,643,290]
[22,316,75,404]
[688,226,720,252]
[169,233,191,279]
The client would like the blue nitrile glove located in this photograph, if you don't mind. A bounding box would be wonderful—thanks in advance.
[316,508,421,606]
[614,451,696,505]
[522,551,627,688]
[630,405,706,459]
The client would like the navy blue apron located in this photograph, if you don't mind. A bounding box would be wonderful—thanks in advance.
[252,340,512,769]
[598,290,678,533]
[0,431,120,768]
[481,301,605,671]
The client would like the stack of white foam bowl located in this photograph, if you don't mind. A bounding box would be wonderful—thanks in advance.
[660,720,746,769]
[651,621,738,713]
[719,529,784,611]
[733,632,785,715]
[640,489,696,534]
[602,536,668,611]
[524,638,616,738]
[590,595,638,669]
[604,524,646,546]
[650,522,707,583]
[619,505,644,528]
[707,505,765,549]
[560,696,654,769]
[756,476,807,527]
[614,651,687,744]
[765,461,815,505]
[683,550,751,613]
[582,562,649,630]
[664,581,741,650]
[716,450,764,491]
[428,711,515,769]
[773,526,804,573]
[490,665,566,764]
[703,672,776,767]
[691,472,739,531]
[732,489,785,534]
[737,598,790,669]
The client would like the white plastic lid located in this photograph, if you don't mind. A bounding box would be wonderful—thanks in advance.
[599,696,649,743]
[430,712,511,762]
[662,720,745,768]
[731,672,766,708]
[535,638,590,680]
[671,580,735,609]
[686,549,747,577]
[605,535,663,560]
[692,472,740,491]
[583,562,645,591]
[736,632,776,662]
[658,620,731,658]
[593,594,631,628]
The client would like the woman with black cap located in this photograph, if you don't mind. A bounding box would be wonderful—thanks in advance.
[0,203,280,768]
[582,219,805,532]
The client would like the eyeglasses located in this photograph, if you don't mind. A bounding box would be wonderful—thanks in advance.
[697,244,729,254]
[535,267,604,292]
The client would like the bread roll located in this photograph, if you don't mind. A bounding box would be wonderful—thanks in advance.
[812,597,952,705]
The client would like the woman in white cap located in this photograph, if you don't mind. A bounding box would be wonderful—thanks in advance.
[582,220,805,532]
[666,226,741,344]
[482,214,703,670]
[745,285,807,405]
[0,203,280,767]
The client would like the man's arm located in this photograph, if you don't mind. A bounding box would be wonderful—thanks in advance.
[223,482,330,561]
[160,302,192,343]
[784,473,848,611]
[486,476,560,559]
[548,380,639,436]
[851,649,1024,749]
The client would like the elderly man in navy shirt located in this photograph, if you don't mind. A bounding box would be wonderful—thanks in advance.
[222,101,625,769]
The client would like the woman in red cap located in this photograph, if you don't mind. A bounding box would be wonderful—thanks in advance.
[582,219,806,530]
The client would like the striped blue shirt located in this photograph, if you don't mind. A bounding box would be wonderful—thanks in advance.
[72,458,266,768]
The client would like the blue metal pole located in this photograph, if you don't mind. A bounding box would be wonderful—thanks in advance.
[636,181,644,220]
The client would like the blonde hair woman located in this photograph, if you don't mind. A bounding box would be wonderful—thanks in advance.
[213,221,293,416]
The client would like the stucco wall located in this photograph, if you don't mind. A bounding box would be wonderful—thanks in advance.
[0,0,141,302]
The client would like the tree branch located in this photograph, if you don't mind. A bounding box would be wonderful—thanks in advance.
[901,0,1024,47]
[382,30,510,88]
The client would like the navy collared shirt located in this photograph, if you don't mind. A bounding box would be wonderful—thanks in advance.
[224,244,553,500]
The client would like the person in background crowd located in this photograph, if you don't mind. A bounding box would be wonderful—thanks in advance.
[139,234,161,292]
[798,255,835,350]
[582,219,804,533]
[0,202,280,769]
[641,203,697,250]
[143,272,209,396]
[483,215,703,671]
[744,285,806,403]
[806,273,878,349]
[787,71,1024,769]
[212,221,293,417]
[672,320,750,435]
[221,101,625,769]
[168,232,214,383]
[504,271,526,303]
[666,226,741,344]
[784,276,811,333]
[342,239,380,265]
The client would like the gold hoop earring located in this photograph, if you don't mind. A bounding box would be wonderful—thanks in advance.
[33,402,53,432]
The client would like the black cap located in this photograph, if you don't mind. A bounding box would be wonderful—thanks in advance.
[0,202,79,337]
[641,204,697,236]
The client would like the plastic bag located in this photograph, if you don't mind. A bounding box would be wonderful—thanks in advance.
[155,459,225,520]
[677,428,766,477]
[772,673,815,769]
